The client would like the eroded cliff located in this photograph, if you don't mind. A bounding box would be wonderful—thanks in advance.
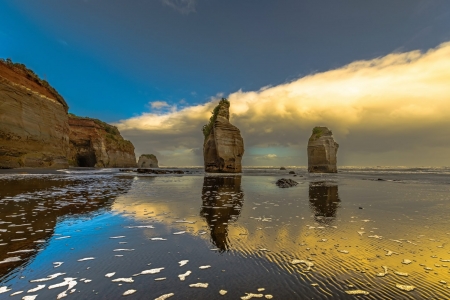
[137,154,159,168]
[203,98,244,173]
[68,115,136,168]
[0,60,70,168]
[307,126,339,173]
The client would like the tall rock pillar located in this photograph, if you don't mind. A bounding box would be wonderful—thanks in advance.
[307,127,338,173]
[203,99,244,173]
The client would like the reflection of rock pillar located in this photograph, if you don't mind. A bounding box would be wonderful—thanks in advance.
[200,176,244,252]
[308,182,340,223]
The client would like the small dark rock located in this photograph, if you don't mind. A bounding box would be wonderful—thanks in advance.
[377,178,385,181]
[280,167,286,170]
[276,178,298,188]
[288,171,296,174]
[359,207,363,209]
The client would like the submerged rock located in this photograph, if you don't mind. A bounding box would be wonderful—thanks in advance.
[203,98,244,173]
[307,126,339,173]
[276,178,298,188]
[137,154,159,168]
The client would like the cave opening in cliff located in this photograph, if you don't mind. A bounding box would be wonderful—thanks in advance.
[76,152,97,167]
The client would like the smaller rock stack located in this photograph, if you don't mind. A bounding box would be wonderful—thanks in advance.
[307,127,339,173]
[137,154,159,168]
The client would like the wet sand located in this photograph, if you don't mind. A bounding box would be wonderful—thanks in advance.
[0,168,449,299]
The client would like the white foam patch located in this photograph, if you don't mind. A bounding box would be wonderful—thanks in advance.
[290,259,314,270]
[173,231,186,235]
[105,272,116,278]
[0,257,21,264]
[134,268,164,276]
[127,225,154,228]
[151,238,167,241]
[178,271,191,281]
[112,278,134,283]
[22,296,38,300]
[30,273,66,282]
[113,249,135,252]
[154,278,166,281]
[0,286,11,294]
[345,290,370,295]
[53,262,64,268]
[77,257,95,261]
[110,236,126,239]
[241,293,263,299]
[7,249,34,254]
[155,293,174,300]
[396,284,415,291]
[178,260,189,267]
[189,283,208,288]
[199,265,211,269]
[27,284,45,293]
[10,291,23,296]
[123,289,136,296]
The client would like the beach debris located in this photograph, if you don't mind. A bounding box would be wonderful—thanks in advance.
[77,257,95,261]
[402,259,412,265]
[219,290,228,295]
[257,288,265,292]
[357,231,365,236]
[30,273,66,282]
[384,250,398,256]
[178,260,189,267]
[123,289,136,296]
[199,265,211,269]
[368,235,383,239]
[178,271,192,281]
[439,280,447,284]
[395,284,415,291]
[394,271,409,277]
[189,283,208,288]
[290,259,314,270]
[241,293,264,299]
[28,285,45,293]
[265,295,273,299]
[345,290,370,295]
[0,286,11,294]
[440,259,450,262]
[154,293,174,300]
[376,266,389,277]
[112,278,134,283]
[134,268,164,276]
[105,272,116,278]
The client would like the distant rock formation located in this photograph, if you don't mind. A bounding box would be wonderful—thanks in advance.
[0,59,70,168]
[68,115,136,168]
[203,98,244,173]
[137,154,159,168]
[307,126,339,173]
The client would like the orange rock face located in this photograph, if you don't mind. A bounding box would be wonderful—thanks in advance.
[68,116,136,168]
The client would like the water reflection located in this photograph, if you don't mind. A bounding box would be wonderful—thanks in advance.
[309,181,340,224]
[200,176,244,252]
[0,176,132,279]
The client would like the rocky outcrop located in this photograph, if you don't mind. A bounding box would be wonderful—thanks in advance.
[276,178,298,188]
[137,154,159,168]
[68,115,136,168]
[307,127,339,173]
[203,99,244,173]
[0,60,70,168]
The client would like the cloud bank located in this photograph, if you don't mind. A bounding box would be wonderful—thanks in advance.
[117,42,450,166]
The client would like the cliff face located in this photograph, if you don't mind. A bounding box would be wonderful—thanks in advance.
[137,154,159,168]
[307,126,339,173]
[203,99,244,173]
[0,61,70,168]
[68,116,136,168]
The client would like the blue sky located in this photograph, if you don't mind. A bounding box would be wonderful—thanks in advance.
[2,1,450,166]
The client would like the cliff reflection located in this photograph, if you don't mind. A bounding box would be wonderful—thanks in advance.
[309,182,340,224]
[200,176,244,252]
[0,175,132,279]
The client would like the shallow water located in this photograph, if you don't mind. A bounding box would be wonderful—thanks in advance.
[0,168,449,299]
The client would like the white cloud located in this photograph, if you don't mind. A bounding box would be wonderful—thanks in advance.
[150,101,170,109]
[117,41,450,166]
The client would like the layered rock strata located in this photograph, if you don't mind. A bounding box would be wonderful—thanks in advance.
[307,127,339,173]
[68,115,136,168]
[203,99,244,173]
[0,60,70,168]
[137,154,159,168]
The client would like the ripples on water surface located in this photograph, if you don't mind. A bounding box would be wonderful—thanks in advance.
[0,167,449,299]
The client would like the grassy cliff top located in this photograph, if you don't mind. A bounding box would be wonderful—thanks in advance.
[0,58,68,110]
[309,126,332,141]
[202,98,230,141]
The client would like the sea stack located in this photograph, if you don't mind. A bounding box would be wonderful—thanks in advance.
[203,98,244,173]
[307,126,338,173]
[137,154,159,168]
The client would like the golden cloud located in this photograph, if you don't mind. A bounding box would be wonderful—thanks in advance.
[117,42,450,166]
